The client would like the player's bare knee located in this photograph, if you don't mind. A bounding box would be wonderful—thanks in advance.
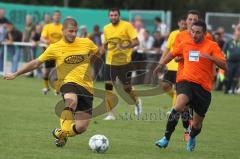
[75,124,88,134]
[64,93,78,108]
[64,93,78,107]
[64,98,77,108]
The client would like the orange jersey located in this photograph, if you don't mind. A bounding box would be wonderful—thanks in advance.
[173,30,213,83]
[171,38,225,92]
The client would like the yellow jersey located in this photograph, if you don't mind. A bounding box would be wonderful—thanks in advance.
[41,23,63,44]
[38,38,98,94]
[165,30,179,71]
[103,20,137,65]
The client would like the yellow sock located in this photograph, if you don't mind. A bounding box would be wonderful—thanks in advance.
[60,109,77,137]
[128,90,138,104]
[172,90,177,107]
[166,89,174,98]
[105,90,115,112]
[44,79,49,89]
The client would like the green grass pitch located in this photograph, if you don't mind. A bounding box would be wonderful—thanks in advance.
[0,77,239,159]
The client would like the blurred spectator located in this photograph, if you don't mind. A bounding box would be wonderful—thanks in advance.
[31,24,42,58]
[153,16,168,37]
[152,31,164,54]
[40,12,51,27]
[216,27,225,36]
[132,15,144,31]
[30,23,43,77]
[0,23,8,72]
[213,32,225,49]
[89,25,102,47]
[132,15,145,42]
[212,28,226,91]
[22,15,35,62]
[0,8,9,24]
[5,22,22,73]
[23,15,34,43]
[216,26,233,42]
[79,25,88,38]
[89,25,104,81]
[0,8,9,72]
[131,15,146,78]
[151,31,165,85]
[138,30,154,52]
[138,30,155,84]
[223,23,240,94]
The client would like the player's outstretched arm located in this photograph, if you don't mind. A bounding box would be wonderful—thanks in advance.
[153,53,174,75]
[4,59,43,80]
[130,38,139,48]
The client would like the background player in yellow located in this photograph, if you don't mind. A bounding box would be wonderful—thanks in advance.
[160,15,190,141]
[40,10,63,94]
[4,18,98,147]
[161,15,187,108]
[102,8,141,120]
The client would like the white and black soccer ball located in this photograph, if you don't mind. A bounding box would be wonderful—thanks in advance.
[89,134,109,153]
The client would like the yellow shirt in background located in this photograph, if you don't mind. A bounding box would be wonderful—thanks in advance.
[41,23,63,44]
[38,38,98,93]
[165,30,179,71]
[103,20,137,65]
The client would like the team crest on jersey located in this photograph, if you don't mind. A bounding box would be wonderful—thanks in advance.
[107,37,131,50]
[64,55,84,64]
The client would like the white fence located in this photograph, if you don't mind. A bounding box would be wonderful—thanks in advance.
[0,42,47,75]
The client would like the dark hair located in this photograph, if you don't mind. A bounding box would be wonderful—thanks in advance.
[187,10,201,18]
[63,18,78,28]
[155,17,162,22]
[6,21,13,25]
[109,8,120,15]
[145,30,150,34]
[53,10,61,14]
[192,20,207,32]
[178,15,186,22]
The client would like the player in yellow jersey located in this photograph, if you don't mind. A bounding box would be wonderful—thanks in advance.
[161,16,187,105]
[160,15,191,141]
[4,18,98,147]
[40,10,63,95]
[102,8,142,120]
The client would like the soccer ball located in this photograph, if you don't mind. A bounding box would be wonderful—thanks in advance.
[89,134,109,153]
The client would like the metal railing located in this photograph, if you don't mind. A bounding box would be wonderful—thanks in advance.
[0,42,47,75]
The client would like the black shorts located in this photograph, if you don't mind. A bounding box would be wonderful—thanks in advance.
[104,64,132,85]
[41,47,55,69]
[163,70,176,83]
[45,60,55,68]
[176,81,211,117]
[60,82,93,114]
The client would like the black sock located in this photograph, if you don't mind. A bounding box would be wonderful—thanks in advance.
[224,79,231,93]
[190,126,202,138]
[181,110,190,130]
[164,109,180,140]
[232,80,238,93]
